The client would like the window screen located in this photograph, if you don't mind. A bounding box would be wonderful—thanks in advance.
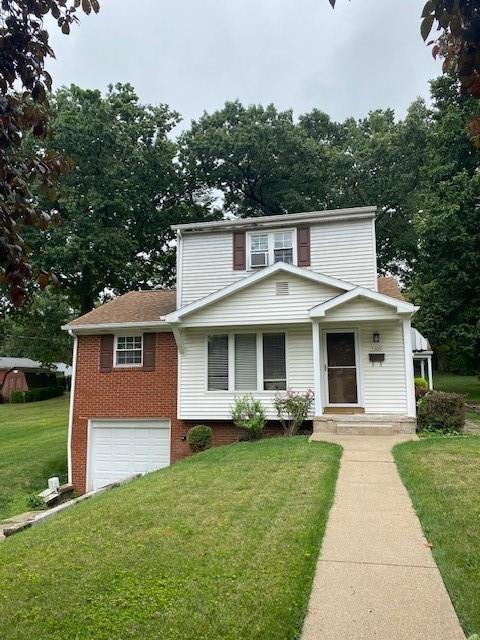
[208,335,229,390]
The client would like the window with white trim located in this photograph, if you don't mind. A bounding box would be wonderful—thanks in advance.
[207,332,286,391]
[263,333,286,390]
[115,336,143,366]
[207,334,229,390]
[248,229,295,269]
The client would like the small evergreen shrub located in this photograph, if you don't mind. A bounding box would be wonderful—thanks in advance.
[414,376,428,400]
[187,425,213,452]
[273,389,314,436]
[231,394,266,440]
[417,391,465,433]
[10,386,63,403]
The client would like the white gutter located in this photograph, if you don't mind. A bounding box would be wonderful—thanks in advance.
[67,331,78,485]
[171,206,377,233]
[62,320,171,333]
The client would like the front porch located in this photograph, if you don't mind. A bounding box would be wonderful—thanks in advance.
[313,413,417,435]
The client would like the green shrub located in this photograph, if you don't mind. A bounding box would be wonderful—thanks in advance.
[26,494,45,510]
[414,377,428,389]
[273,389,314,436]
[414,376,428,401]
[417,391,465,433]
[187,425,213,452]
[10,386,63,404]
[231,394,266,440]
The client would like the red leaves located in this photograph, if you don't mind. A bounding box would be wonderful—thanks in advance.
[0,0,100,304]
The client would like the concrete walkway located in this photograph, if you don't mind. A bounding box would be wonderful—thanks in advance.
[302,434,465,640]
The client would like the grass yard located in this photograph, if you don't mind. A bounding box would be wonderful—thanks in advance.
[394,438,480,637]
[0,437,341,640]
[0,395,69,521]
[434,373,480,403]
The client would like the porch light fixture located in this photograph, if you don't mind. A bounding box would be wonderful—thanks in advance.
[372,332,380,343]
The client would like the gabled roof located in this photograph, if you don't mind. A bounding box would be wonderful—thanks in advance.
[0,357,72,375]
[64,290,176,331]
[165,262,355,323]
[309,286,418,318]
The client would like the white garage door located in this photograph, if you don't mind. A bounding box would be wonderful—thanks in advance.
[89,420,170,491]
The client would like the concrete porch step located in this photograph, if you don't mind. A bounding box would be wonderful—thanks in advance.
[314,414,416,436]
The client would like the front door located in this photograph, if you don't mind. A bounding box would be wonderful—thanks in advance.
[324,331,359,405]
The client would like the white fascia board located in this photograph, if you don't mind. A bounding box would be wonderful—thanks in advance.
[308,287,418,317]
[171,206,377,233]
[164,262,356,323]
[63,321,171,334]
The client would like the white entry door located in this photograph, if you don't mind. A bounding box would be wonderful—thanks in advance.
[88,419,170,491]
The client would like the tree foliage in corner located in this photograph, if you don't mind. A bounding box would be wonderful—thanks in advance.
[26,84,199,314]
[0,287,73,366]
[0,0,99,305]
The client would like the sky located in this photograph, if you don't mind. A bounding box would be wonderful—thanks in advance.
[46,0,441,131]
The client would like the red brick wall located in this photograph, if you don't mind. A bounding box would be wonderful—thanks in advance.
[71,332,286,493]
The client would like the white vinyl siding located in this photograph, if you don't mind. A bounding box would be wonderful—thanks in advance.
[182,274,340,327]
[235,334,257,390]
[309,219,377,289]
[179,324,314,420]
[323,297,399,322]
[178,320,408,419]
[360,322,408,413]
[179,218,377,306]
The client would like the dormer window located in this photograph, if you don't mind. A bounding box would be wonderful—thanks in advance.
[248,229,295,269]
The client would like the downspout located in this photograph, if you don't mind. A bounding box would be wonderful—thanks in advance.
[67,331,78,485]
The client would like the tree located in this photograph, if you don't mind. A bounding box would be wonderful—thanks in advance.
[0,288,73,366]
[0,0,99,306]
[409,76,480,373]
[26,84,198,314]
[179,101,334,218]
[180,101,428,276]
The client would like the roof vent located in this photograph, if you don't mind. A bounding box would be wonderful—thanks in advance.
[276,281,289,296]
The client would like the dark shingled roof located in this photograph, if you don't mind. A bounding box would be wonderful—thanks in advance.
[67,290,177,327]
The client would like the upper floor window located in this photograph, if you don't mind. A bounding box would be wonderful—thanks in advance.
[115,335,143,367]
[248,230,295,269]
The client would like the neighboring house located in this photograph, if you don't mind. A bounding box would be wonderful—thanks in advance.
[0,357,72,402]
[64,206,424,494]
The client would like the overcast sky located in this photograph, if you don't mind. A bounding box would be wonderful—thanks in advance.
[47,0,441,131]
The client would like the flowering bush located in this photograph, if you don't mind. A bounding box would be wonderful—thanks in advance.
[273,389,314,437]
[231,394,266,440]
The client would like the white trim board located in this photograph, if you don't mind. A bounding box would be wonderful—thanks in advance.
[309,286,418,317]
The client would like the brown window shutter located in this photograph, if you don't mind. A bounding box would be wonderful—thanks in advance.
[99,334,114,372]
[142,333,156,371]
[297,225,311,267]
[233,231,246,270]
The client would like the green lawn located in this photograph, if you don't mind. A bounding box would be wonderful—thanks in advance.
[0,437,341,640]
[394,438,480,637]
[434,373,480,402]
[0,395,69,520]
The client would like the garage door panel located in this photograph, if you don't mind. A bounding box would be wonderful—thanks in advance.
[89,420,170,491]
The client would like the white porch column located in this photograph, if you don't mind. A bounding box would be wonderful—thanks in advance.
[427,356,433,390]
[420,359,425,379]
[402,316,416,417]
[312,320,323,416]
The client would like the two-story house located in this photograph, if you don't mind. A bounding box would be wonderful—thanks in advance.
[65,206,419,493]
